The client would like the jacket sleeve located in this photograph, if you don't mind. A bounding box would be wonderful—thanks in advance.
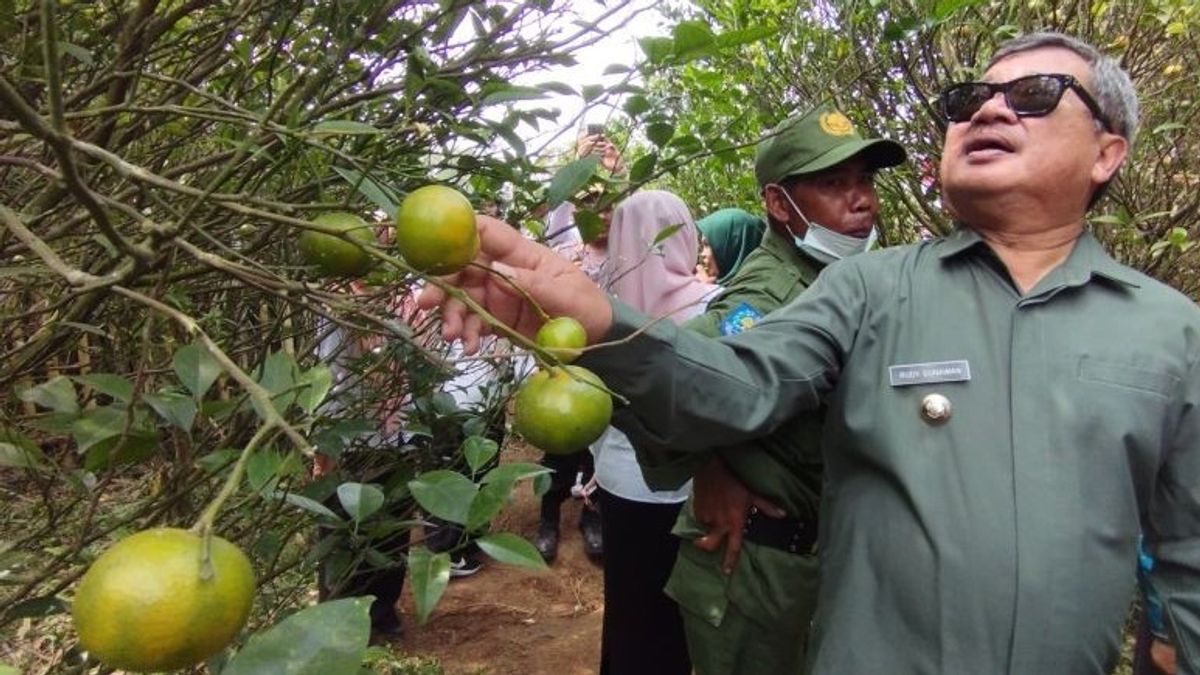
[1149,353,1200,673]
[578,258,863,454]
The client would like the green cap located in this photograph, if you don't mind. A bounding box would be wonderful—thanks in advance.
[754,105,906,188]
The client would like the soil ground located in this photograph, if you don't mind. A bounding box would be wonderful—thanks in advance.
[396,445,605,675]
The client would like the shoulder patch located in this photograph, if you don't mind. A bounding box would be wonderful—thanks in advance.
[719,302,764,336]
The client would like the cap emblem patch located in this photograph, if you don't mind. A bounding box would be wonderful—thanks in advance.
[819,112,854,136]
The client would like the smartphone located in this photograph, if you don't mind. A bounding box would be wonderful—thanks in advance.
[586,123,605,137]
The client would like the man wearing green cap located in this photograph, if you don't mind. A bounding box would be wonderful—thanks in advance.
[637,104,906,675]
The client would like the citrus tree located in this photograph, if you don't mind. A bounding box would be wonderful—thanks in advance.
[0,1,638,672]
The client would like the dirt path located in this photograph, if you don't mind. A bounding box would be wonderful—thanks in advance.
[398,448,605,675]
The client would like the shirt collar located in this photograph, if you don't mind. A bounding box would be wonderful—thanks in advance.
[760,226,828,270]
[936,224,1141,288]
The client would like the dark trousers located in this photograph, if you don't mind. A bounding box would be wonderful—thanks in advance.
[540,450,595,523]
[597,488,691,675]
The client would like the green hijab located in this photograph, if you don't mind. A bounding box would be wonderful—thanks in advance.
[696,208,766,284]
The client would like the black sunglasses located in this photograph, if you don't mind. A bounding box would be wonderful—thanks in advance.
[938,73,1111,132]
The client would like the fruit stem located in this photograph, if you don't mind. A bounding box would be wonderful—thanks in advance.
[191,423,277,537]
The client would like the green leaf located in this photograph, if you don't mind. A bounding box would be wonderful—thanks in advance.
[462,435,499,475]
[337,482,385,523]
[296,365,334,415]
[480,85,547,106]
[19,376,78,414]
[312,418,376,457]
[70,407,126,453]
[637,36,674,65]
[196,448,238,474]
[0,442,48,470]
[546,155,600,209]
[933,0,980,19]
[652,223,686,247]
[246,449,301,492]
[255,351,300,417]
[489,121,526,157]
[221,597,372,675]
[1152,122,1186,135]
[602,63,630,75]
[465,480,509,532]
[0,427,48,470]
[407,547,451,625]
[574,209,607,244]
[480,462,552,485]
[144,391,197,431]
[714,25,777,50]
[581,84,604,102]
[536,81,576,96]
[476,533,548,570]
[408,470,478,525]
[624,94,652,118]
[0,664,20,675]
[629,153,658,183]
[4,595,68,620]
[672,20,716,61]
[82,428,159,471]
[645,121,675,147]
[332,166,398,218]
[310,120,383,136]
[173,343,223,399]
[276,491,343,521]
[73,374,134,403]
[58,41,93,65]
[883,16,920,41]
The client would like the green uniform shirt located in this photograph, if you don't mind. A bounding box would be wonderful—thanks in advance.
[639,228,827,517]
[580,228,1200,674]
[653,227,827,675]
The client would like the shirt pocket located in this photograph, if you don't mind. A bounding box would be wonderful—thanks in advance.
[665,543,731,628]
[1077,355,1179,399]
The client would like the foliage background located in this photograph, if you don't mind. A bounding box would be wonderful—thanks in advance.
[0,0,1196,672]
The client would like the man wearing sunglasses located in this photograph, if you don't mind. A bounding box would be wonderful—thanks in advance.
[420,32,1199,674]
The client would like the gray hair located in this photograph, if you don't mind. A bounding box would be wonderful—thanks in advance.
[989,32,1140,148]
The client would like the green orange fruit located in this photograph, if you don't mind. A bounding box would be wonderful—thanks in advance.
[72,528,256,673]
[513,365,612,455]
[298,212,376,277]
[535,317,587,363]
[394,185,479,274]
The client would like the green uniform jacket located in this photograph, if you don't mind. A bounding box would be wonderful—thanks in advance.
[647,227,827,675]
[580,228,1200,674]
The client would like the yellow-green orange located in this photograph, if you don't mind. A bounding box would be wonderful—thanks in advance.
[536,317,587,363]
[514,365,612,455]
[394,185,479,274]
[298,212,376,277]
[72,528,255,673]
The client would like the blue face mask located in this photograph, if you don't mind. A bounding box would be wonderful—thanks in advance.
[772,185,877,260]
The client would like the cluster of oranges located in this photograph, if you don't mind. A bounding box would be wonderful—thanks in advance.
[72,184,612,672]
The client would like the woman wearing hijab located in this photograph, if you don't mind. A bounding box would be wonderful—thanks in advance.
[696,208,766,284]
[592,190,719,675]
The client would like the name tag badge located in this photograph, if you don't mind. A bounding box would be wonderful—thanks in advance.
[888,360,971,387]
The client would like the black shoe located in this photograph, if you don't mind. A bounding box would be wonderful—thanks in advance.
[534,521,559,564]
[580,509,603,561]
